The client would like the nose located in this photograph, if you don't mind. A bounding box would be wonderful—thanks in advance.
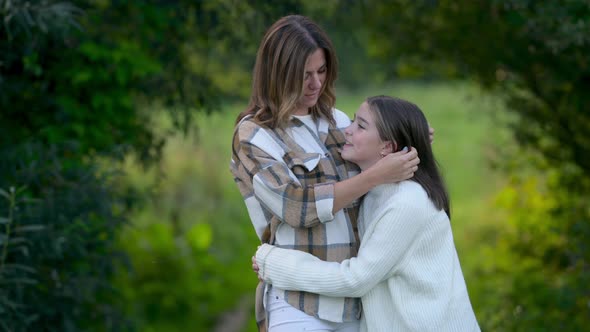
[309,73,321,90]
[344,124,352,136]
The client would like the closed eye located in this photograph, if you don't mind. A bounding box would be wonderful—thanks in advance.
[351,116,365,130]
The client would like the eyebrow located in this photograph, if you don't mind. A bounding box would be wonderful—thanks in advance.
[305,63,326,74]
[356,115,369,125]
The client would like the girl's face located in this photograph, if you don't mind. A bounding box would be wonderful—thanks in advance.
[294,48,326,115]
[342,102,392,171]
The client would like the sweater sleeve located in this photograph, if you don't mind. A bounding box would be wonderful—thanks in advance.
[256,200,428,297]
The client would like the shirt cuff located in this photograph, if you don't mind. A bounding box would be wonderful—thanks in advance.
[314,182,335,223]
[256,244,276,281]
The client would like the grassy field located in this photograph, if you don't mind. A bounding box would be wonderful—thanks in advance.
[125,81,509,330]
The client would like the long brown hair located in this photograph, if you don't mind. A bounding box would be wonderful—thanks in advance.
[367,96,451,218]
[236,15,338,128]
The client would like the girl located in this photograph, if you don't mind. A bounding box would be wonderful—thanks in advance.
[254,96,480,332]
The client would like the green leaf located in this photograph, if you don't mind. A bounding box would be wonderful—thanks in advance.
[2,264,36,274]
[8,237,28,246]
[0,278,38,285]
[0,188,10,200]
[14,225,45,233]
[19,197,42,204]
[0,217,10,224]
[7,245,29,257]
[187,223,213,250]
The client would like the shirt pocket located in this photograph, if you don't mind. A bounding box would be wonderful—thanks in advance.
[283,151,323,184]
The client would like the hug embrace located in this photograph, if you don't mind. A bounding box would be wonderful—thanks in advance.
[231,14,480,332]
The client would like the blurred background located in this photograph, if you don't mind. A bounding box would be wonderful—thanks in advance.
[1,1,588,331]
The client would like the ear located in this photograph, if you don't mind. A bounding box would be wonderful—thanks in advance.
[381,141,396,155]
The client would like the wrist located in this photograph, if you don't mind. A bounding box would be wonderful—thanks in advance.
[359,166,380,189]
[256,244,276,280]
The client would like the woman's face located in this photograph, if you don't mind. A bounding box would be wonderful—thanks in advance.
[294,48,326,115]
[342,102,391,171]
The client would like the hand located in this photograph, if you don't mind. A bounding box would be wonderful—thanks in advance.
[429,125,435,144]
[252,255,259,273]
[252,249,263,282]
[371,147,419,184]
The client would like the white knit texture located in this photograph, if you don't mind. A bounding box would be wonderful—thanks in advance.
[257,181,481,332]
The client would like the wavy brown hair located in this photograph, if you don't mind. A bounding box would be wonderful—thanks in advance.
[367,95,451,218]
[236,15,338,128]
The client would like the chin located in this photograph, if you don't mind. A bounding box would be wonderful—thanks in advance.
[340,153,354,163]
[303,102,317,109]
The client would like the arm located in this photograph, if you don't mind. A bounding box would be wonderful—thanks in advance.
[332,149,418,213]
[234,120,420,228]
[256,200,427,297]
[235,136,328,228]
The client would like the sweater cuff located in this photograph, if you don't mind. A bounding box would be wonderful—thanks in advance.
[256,244,276,281]
[314,182,335,223]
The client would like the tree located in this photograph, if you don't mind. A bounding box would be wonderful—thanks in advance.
[0,0,304,330]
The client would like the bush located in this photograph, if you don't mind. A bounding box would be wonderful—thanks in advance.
[329,1,590,329]
[0,143,131,331]
[114,130,259,331]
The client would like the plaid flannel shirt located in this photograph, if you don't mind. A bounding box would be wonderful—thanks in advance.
[230,109,362,330]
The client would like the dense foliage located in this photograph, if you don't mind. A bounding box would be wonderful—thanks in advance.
[3,0,587,330]
[1,2,132,330]
[0,0,301,330]
[332,0,590,329]
[115,126,260,331]
[0,143,131,331]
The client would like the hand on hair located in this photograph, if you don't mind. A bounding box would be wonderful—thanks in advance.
[372,147,420,184]
[429,125,435,144]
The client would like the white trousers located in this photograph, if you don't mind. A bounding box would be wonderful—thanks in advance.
[267,288,360,332]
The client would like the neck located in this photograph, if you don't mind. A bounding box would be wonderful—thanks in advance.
[358,159,379,172]
[293,107,310,116]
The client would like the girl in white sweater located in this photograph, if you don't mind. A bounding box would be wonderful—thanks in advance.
[255,96,480,332]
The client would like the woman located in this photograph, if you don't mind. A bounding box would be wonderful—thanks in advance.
[230,15,420,332]
[254,96,480,332]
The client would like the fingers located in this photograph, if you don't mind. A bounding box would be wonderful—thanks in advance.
[403,153,419,179]
[403,149,420,166]
[384,148,420,168]
[402,166,418,180]
[252,255,259,272]
[429,126,435,144]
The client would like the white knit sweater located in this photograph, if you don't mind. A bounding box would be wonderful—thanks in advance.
[256,181,480,332]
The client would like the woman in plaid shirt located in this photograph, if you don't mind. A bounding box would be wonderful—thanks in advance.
[231,15,419,332]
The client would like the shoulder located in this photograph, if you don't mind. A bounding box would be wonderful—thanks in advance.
[398,181,429,203]
[332,108,352,129]
[370,182,435,217]
[369,181,425,203]
[395,181,439,213]
[234,117,285,155]
[235,116,264,138]
[234,117,276,144]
